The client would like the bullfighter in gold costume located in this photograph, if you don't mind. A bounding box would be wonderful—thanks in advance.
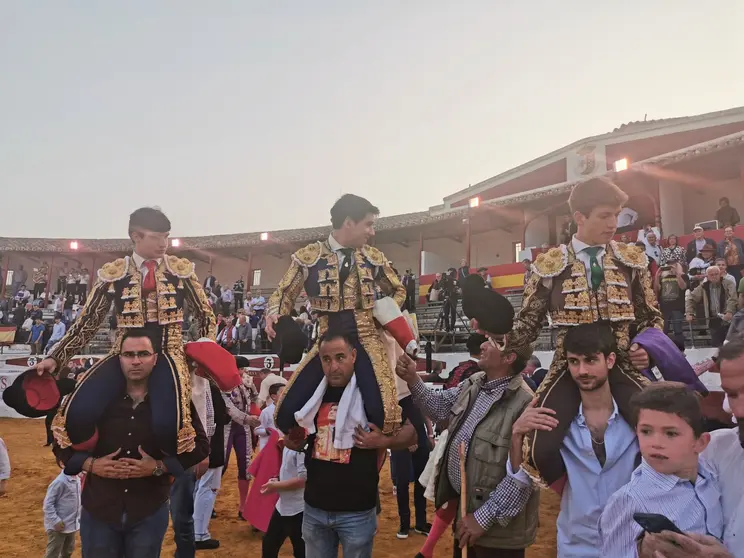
[506,178,664,487]
[31,207,216,459]
[266,194,408,435]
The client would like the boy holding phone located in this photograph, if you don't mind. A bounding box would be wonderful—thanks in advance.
[599,383,724,557]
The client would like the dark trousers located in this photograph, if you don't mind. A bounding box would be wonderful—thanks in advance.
[390,445,429,529]
[262,510,305,558]
[80,503,169,558]
[234,293,243,312]
[33,282,47,299]
[453,539,525,558]
[442,298,457,331]
[710,318,729,348]
[170,471,197,558]
[662,309,685,348]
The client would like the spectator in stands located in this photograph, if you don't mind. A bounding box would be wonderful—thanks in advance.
[65,268,77,300]
[686,225,717,263]
[715,257,737,288]
[56,262,69,296]
[661,234,685,265]
[520,355,542,391]
[527,356,548,388]
[11,264,27,295]
[0,437,9,496]
[477,267,492,289]
[32,262,49,300]
[686,265,737,347]
[236,314,252,353]
[221,284,233,316]
[718,226,744,287]
[203,272,216,291]
[62,295,73,323]
[402,270,416,313]
[521,259,532,285]
[654,261,689,350]
[248,290,266,321]
[45,314,66,354]
[217,317,238,354]
[641,231,662,266]
[444,333,486,389]
[456,258,470,285]
[716,196,740,228]
[441,269,459,332]
[427,273,442,302]
[79,268,89,301]
[689,243,717,285]
[15,284,31,306]
[29,317,46,355]
[233,276,244,313]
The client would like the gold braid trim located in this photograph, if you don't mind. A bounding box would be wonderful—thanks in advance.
[165,328,196,454]
[268,259,306,316]
[355,310,401,435]
[508,271,550,353]
[184,276,216,341]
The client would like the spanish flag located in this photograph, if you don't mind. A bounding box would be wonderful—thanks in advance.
[0,326,15,344]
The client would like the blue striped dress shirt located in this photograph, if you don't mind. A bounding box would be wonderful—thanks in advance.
[599,459,724,557]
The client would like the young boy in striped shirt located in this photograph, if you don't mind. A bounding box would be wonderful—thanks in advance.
[599,382,724,557]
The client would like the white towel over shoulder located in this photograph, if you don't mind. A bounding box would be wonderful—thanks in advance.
[294,374,368,450]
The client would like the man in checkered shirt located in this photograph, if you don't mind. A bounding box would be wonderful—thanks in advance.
[396,280,539,557]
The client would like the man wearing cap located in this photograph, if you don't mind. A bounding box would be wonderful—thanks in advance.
[686,225,718,264]
[265,194,414,439]
[477,267,492,289]
[29,207,216,461]
[506,178,666,490]
[396,277,539,557]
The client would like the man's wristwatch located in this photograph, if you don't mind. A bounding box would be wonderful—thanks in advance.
[152,461,165,477]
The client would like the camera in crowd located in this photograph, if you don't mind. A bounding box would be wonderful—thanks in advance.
[439,268,460,299]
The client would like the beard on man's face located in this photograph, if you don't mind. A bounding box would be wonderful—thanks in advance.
[575,374,608,392]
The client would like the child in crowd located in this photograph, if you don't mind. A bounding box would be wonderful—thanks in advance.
[260,443,307,558]
[43,460,81,558]
[600,383,724,557]
[257,384,283,452]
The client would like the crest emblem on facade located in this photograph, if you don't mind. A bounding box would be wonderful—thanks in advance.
[263,356,275,369]
[574,144,597,176]
[27,356,38,367]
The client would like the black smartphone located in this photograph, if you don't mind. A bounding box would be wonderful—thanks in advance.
[633,512,685,535]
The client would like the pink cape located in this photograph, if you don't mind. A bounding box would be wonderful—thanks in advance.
[244,429,282,532]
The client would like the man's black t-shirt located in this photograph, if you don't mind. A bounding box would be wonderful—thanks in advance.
[304,387,410,512]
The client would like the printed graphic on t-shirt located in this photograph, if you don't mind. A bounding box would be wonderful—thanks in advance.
[313,403,351,464]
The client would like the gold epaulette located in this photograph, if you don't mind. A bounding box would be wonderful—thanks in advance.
[531,245,569,278]
[361,244,386,266]
[610,240,649,270]
[291,242,322,267]
[97,257,128,283]
[165,255,196,278]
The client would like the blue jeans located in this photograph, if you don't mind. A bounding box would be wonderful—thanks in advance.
[302,505,377,558]
[80,502,169,558]
[170,471,196,558]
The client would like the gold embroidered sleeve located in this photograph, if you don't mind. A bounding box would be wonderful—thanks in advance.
[376,262,406,308]
[184,276,216,340]
[632,266,664,332]
[507,272,550,351]
[49,281,113,370]
[267,260,305,316]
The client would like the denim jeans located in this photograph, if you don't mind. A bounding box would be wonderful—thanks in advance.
[80,502,169,558]
[390,444,429,529]
[193,467,222,541]
[170,471,196,558]
[302,505,377,558]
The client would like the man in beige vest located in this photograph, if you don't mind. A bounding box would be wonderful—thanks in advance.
[396,281,538,557]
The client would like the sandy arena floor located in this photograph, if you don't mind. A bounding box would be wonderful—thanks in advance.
[0,419,558,557]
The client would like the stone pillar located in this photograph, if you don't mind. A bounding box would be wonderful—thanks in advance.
[658,180,685,239]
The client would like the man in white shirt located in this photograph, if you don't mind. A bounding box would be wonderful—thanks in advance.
[216,318,238,354]
[45,315,67,354]
[256,384,283,451]
[642,232,663,265]
[640,339,744,558]
[220,287,233,316]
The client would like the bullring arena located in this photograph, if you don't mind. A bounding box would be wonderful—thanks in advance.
[0,418,559,557]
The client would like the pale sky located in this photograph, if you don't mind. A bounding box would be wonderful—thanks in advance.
[2,1,742,238]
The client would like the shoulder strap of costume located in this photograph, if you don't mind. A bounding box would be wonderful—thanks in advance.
[610,240,649,270]
[97,257,129,283]
[291,242,322,267]
[361,244,386,266]
[531,245,569,278]
[165,255,196,278]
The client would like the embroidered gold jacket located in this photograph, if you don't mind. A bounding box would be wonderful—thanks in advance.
[269,240,406,435]
[508,241,663,375]
[48,254,216,369]
[268,241,406,317]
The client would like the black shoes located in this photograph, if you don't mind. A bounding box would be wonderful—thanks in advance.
[397,526,410,539]
[414,523,432,536]
[195,539,220,550]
